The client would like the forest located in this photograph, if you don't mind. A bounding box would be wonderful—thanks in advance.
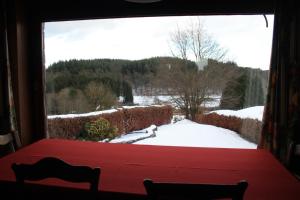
[46,57,269,116]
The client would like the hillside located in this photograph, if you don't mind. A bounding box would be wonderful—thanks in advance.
[46,57,269,115]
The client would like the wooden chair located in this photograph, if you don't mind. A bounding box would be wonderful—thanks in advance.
[143,179,248,200]
[11,157,101,193]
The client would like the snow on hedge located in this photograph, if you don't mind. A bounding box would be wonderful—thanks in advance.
[210,106,264,121]
[47,105,166,119]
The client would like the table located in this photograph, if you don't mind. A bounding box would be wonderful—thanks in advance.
[0,139,299,199]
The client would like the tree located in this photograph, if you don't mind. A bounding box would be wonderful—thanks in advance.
[170,18,227,62]
[166,61,218,120]
[188,18,227,61]
[244,70,265,107]
[220,73,248,109]
[168,18,227,120]
[220,69,265,109]
[84,81,117,111]
[170,26,189,60]
[56,87,90,114]
[46,93,59,115]
[121,80,133,104]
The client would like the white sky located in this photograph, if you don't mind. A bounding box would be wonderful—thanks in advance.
[45,15,274,70]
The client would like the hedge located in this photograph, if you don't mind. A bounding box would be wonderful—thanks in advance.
[47,105,172,140]
[123,106,173,133]
[195,113,262,144]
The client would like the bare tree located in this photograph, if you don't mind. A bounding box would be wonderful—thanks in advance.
[84,82,117,111]
[166,63,213,120]
[188,18,227,61]
[170,26,189,60]
[55,88,90,114]
[168,18,227,120]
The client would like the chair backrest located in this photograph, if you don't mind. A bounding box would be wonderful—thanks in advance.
[143,179,248,200]
[11,157,101,192]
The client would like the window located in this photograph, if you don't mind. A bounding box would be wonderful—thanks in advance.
[45,15,273,149]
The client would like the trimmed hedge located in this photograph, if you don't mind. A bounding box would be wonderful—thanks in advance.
[195,113,262,144]
[47,105,172,140]
[47,110,124,139]
[123,106,173,133]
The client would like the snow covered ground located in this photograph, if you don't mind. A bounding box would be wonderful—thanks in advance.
[110,125,157,144]
[133,95,172,106]
[110,119,257,149]
[210,106,264,121]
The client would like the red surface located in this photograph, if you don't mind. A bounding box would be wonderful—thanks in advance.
[0,139,299,199]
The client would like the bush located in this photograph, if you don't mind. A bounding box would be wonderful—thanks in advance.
[84,118,118,141]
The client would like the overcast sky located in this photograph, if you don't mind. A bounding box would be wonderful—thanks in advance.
[45,15,274,70]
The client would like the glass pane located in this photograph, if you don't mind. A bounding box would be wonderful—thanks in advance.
[45,15,273,149]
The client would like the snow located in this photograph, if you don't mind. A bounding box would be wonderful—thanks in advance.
[110,119,257,149]
[122,105,165,109]
[47,105,166,119]
[47,109,118,119]
[133,95,172,106]
[133,95,220,107]
[110,125,157,143]
[210,106,264,121]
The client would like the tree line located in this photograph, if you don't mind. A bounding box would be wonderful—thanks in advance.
[46,57,268,116]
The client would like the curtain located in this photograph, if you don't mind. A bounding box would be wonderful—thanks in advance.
[0,0,21,149]
[259,0,300,167]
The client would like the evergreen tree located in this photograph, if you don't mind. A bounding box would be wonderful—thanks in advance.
[122,81,133,104]
[244,71,265,107]
[220,72,248,109]
[220,70,265,109]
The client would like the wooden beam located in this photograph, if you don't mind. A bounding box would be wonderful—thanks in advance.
[30,0,275,22]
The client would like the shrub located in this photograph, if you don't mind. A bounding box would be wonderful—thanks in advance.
[84,118,118,141]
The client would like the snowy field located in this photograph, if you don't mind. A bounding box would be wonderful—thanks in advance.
[210,106,264,121]
[110,119,257,149]
[133,95,221,108]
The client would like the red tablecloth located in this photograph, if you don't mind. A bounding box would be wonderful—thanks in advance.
[0,139,299,199]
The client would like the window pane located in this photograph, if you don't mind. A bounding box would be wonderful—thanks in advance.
[45,15,273,149]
